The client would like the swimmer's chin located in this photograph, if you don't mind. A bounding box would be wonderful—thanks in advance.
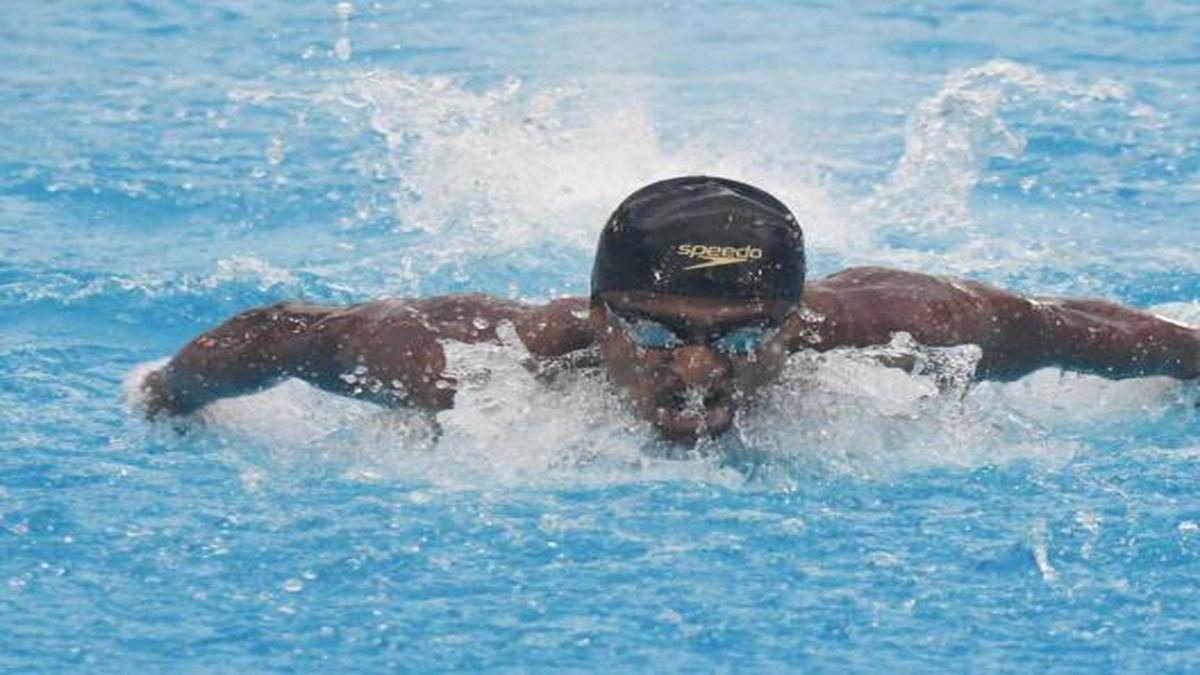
[650,403,735,443]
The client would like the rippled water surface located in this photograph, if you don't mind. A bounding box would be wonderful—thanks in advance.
[2,1,1199,670]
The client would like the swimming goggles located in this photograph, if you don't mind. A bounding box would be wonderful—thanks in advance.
[604,303,780,356]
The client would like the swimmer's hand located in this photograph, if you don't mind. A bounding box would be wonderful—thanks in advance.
[139,368,169,418]
[139,367,197,419]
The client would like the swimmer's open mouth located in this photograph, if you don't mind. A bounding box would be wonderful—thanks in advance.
[651,388,735,439]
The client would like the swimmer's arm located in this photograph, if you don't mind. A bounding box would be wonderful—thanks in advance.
[140,301,347,416]
[141,296,595,417]
[916,291,1200,381]
[1028,298,1199,381]
[918,291,1199,381]
[793,270,1198,381]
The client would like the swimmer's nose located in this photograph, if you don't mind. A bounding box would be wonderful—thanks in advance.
[670,345,730,386]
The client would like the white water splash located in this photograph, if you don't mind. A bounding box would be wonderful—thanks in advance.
[1153,300,1200,326]
[1030,518,1058,584]
[735,336,1083,480]
[332,70,843,256]
[203,256,298,290]
[333,1,354,62]
[314,60,1187,291]
[860,59,1131,245]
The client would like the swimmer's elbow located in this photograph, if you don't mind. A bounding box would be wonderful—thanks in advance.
[967,298,1050,381]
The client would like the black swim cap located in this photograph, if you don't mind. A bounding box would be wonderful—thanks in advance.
[591,176,805,302]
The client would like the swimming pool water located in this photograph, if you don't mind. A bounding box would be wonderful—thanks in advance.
[2,1,1199,670]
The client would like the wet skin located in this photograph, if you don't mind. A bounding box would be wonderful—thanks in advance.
[590,293,795,441]
[141,267,1200,443]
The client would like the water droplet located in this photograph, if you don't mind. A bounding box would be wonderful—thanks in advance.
[266,136,285,165]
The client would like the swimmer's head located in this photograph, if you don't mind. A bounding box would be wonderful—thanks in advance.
[591,176,805,305]
[590,177,804,443]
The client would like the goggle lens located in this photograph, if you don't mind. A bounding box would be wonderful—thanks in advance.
[712,328,770,355]
[607,305,776,355]
[608,312,683,350]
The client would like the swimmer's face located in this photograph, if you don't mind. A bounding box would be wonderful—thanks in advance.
[592,292,794,443]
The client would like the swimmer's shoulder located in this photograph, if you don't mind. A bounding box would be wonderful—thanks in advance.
[325,293,535,325]
[810,266,947,290]
[808,267,1017,307]
[803,267,939,322]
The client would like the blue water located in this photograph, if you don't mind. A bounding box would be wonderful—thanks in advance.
[3,1,1199,670]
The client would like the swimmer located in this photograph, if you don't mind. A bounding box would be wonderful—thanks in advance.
[140,176,1200,442]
